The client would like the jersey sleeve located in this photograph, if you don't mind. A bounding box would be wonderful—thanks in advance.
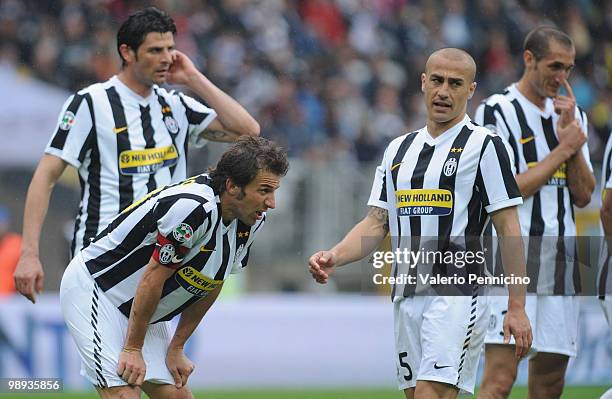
[178,92,217,148]
[153,198,211,269]
[577,107,593,173]
[367,147,390,210]
[477,135,523,214]
[45,93,93,168]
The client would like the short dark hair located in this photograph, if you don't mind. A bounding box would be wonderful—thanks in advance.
[209,137,289,194]
[116,7,176,66]
[523,26,573,60]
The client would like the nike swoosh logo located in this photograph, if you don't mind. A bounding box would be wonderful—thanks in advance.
[433,363,452,370]
[113,126,128,134]
[391,162,403,171]
[200,246,214,253]
[519,136,534,144]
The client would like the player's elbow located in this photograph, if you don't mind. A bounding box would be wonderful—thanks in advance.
[573,188,593,208]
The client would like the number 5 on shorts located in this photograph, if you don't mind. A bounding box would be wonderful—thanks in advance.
[398,352,413,381]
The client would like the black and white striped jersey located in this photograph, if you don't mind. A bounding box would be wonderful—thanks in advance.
[45,75,217,254]
[475,83,591,295]
[598,132,612,299]
[368,115,522,298]
[75,174,263,324]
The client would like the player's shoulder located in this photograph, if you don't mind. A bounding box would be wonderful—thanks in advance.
[466,119,501,147]
[479,87,514,108]
[388,129,420,150]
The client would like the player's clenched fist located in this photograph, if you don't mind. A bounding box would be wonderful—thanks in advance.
[308,251,337,284]
[117,348,146,386]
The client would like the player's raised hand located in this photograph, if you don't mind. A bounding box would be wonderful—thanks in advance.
[503,307,533,359]
[166,347,195,389]
[117,347,146,386]
[13,254,44,304]
[166,50,200,86]
[554,78,576,129]
[308,250,337,284]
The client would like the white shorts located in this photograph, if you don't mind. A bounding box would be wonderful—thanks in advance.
[485,292,578,357]
[60,257,175,388]
[601,297,612,330]
[393,291,490,396]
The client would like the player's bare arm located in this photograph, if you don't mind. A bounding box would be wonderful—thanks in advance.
[118,258,175,386]
[166,284,223,388]
[555,79,595,207]
[309,206,388,284]
[14,154,68,304]
[490,206,533,359]
[167,50,260,141]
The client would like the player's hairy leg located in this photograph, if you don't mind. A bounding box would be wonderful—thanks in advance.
[414,380,459,399]
[403,387,415,399]
[142,381,194,399]
[528,352,569,399]
[95,385,141,399]
[478,344,520,399]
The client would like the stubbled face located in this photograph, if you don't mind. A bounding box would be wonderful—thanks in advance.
[124,31,175,86]
[526,40,575,98]
[230,170,281,226]
[421,56,476,128]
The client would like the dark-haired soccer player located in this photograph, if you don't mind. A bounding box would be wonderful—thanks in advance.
[475,27,595,399]
[14,7,260,304]
[61,136,288,398]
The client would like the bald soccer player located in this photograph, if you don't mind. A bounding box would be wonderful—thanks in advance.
[309,48,531,399]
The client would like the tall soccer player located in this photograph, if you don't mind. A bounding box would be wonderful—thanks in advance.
[308,48,531,399]
[599,131,612,330]
[475,27,595,399]
[14,7,260,304]
[60,137,288,398]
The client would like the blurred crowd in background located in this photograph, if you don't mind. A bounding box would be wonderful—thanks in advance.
[1,0,610,164]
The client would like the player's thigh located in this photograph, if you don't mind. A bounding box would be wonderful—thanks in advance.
[95,385,141,399]
[142,382,194,399]
[414,380,459,399]
[403,387,414,399]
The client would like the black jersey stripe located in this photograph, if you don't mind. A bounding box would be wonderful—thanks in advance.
[213,233,232,280]
[95,244,155,292]
[155,91,180,177]
[402,142,435,298]
[106,87,133,212]
[153,296,201,324]
[438,126,472,240]
[140,105,158,193]
[599,256,610,299]
[50,94,85,150]
[179,94,209,125]
[83,96,101,247]
[511,99,538,164]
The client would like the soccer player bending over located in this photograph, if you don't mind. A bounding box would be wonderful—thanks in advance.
[309,48,531,399]
[60,137,288,399]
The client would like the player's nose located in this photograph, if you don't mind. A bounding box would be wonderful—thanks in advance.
[264,194,276,210]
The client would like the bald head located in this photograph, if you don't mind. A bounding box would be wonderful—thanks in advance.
[425,48,476,83]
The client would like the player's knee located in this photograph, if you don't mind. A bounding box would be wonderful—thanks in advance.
[533,375,565,399]
[480,368,516,398]
[169,386,194,399]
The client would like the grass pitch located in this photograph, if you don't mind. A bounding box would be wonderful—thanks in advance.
[0,386,610,398]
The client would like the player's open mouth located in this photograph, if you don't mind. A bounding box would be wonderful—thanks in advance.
[256,211,263,219]
[433,101,451,108]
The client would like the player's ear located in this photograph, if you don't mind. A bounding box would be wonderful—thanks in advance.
[421,73,426,93]
[226,178,240,196]
[119,44,135,65]
[523,50,535,70]
[468,82,477,99]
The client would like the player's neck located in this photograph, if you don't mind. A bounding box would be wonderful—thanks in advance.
[427,113,465,138]
[117,70,153,98]
[516,77,546,110]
